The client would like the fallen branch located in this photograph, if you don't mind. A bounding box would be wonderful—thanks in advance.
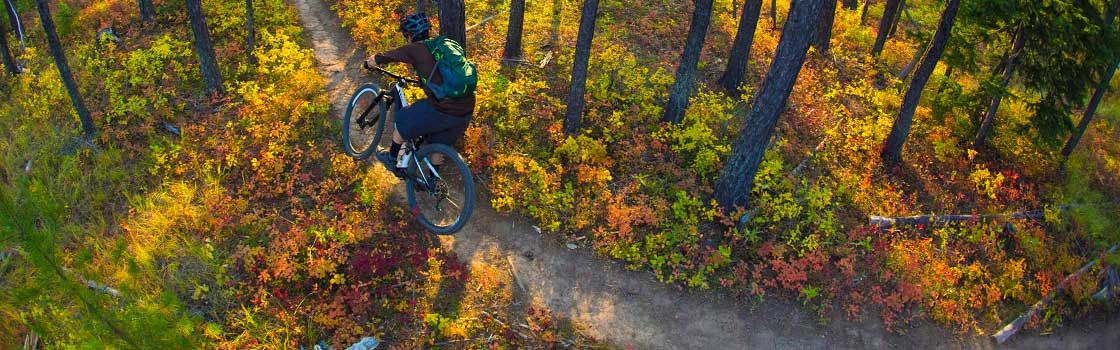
[868,205,1070,229]
[993,242,1120,344]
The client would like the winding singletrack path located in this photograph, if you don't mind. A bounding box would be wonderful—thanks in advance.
[288,0,1120,348]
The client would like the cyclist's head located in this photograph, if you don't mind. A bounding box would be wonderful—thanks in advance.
[399,12,432,42]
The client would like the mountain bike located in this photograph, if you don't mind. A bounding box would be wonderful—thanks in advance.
[341,65,474,235]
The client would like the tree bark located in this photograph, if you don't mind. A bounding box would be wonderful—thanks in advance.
[993,242,1120,344]
[4,0,19,35]
[715,0,823,211]
[415,0,427,13]
[661,0,716,125]
[811,0,836,53]
[718,0,763,97]
[563,0,600,134]
[880,0,959,166]
[860,0,871,24]
[503,0,525,63]
[186,0,225,95]
[869,205,1067,229]
[1061,68,1114,157]
[246,0,256,66]
[439,0,466,49]
[37,0,96,137]
[842,0,858,10]
[1061,3,1117,157]
[973,25,1025,149]
[1,20,16,75]
[896,39,925,80]
[870,0,901,57]
[138,0,155,22]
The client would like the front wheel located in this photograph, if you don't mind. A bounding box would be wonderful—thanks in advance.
[341,83,388,159]
[406,143,475,234]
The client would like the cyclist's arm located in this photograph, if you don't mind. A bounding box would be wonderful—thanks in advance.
[366,45,416,67]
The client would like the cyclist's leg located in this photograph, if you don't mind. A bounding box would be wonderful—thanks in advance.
[425,115,472,166]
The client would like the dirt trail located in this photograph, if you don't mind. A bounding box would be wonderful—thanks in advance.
[288,0,1120,348]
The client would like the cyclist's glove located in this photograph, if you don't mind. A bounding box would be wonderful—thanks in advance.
[362,60,372,70]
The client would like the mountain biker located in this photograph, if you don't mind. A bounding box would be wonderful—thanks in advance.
[364,12,476,172]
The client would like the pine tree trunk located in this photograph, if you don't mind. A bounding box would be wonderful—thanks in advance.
[842,0,858,10]
[246,0,256,66]
[973,25,1025,149]
[5,0,19,35]
[1062,3,1117,157]
[870,0,901,57]
[718,0,763,97]
[439,0,466,49]
[881,0,959,166]
[187,0,225,95]
[897,38,926,80]
[563,0,600,135]
[860,0,871,24]
[661,0,716,125]
[812,0,836,53]
[715,0,823,211]
[138,0,155,22]
[887,0,904,37]
[503,0,525,63]
[1061,64,1116,157]
[37,0,95,137]
[1,20,17,75]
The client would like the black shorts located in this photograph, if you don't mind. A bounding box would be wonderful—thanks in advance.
[394,99,471,146]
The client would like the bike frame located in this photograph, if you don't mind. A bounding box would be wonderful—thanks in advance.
[361,67,441,189]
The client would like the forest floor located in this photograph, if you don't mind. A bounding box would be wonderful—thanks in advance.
[289,0,1120,348]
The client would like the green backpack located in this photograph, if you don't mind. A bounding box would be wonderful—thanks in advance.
[420,36,477,100]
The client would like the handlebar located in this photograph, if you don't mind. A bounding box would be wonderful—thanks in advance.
[367,65,422,86]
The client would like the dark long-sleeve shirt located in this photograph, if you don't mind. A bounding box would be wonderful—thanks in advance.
[374,42,476,117]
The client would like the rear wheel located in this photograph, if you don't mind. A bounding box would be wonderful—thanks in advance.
[341,83,387,159]
[406,143,475,234]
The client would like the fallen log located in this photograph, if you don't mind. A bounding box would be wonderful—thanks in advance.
[868,205,1070,229]
[993,242,1120,344]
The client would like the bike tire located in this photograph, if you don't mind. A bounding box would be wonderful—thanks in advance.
[406,143,475,235]
[341,83,387,159]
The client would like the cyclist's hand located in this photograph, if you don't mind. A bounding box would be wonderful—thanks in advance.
[363,55,377,70]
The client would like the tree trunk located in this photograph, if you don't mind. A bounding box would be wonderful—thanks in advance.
[842,0,858,10]
[1060,65,1115,157]
[503,0,525,63]
[973,25,1025,149]
[246,0,256,66]
[896,38,926,80]
[870,0,901,57]
[811,0,836,53]
[881,0,959,166]
[138,0,155,22]
[37,0,96,137]
[4,0,19,35]
[715,0,823,211]
[718,0,763,97]
[1061,2,1116,157]
[1,20,16,75]
[186,0,225,95]
[887,0,904,37]
[563,0,600,135]
[860,0,871,24]
[439,0,466,49]
[661,0,716,125]
[415,0,427,13]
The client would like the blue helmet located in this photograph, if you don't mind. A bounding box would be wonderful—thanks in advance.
[399,12,432,40]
